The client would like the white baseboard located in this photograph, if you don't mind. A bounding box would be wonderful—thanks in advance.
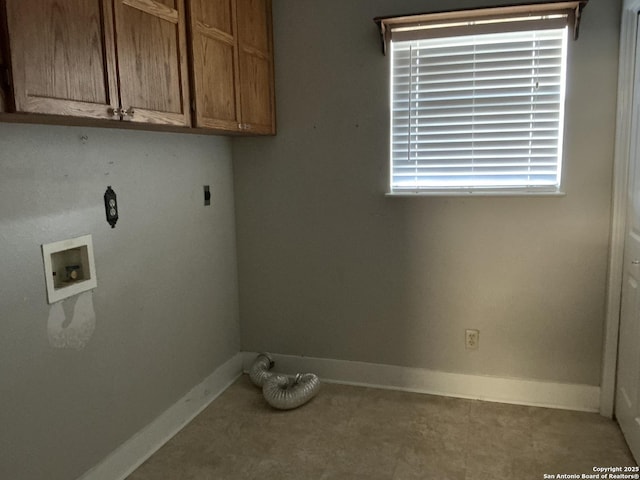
[242,352,600,413]
[77,352,243,480]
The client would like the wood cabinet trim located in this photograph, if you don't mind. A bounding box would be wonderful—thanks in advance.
[0,110,274,135]
[240,44,269,61]
[122,0,179,24]
[177,0,192,127]
[231,0,242,129]
[103,0,121,117]
[0,0,11,112]
[195,20,234,45]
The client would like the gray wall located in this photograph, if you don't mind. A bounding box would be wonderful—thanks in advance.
[233,0,621,385]
[0,124,240,480]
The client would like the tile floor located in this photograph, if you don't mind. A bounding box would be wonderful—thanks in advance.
[127,375,635,480]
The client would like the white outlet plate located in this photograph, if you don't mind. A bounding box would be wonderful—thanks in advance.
[465,329,479,350]
[42,234,97,304]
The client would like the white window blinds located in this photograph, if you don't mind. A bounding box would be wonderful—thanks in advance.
[386,9,575,194]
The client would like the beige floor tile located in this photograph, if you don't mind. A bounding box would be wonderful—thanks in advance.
[320,469,392,480]
[465,422,535,478]
[357,387,472,426]
[532,431,635,474]
[127,376,636,480]
[309,428,401,477]
[469,399,535,430]
[127,452,257,480]
[247,457,326,480]
[394,442,466,480]
[466,463,541,480]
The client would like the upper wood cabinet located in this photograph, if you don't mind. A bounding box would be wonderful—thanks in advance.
[4,0,120,120]
[113,0,190,126]
[188,0,275,134]
[3,0,191,126]
[236,0,274,134]
[0,0,275,134]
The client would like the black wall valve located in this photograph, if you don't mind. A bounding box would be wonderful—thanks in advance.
[104,186,118,228]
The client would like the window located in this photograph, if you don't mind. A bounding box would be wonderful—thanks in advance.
[378,3,586,195]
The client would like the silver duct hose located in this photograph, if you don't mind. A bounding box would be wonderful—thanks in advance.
[249,352,275,387]
[249,354,321,410]
[262,373,321,410]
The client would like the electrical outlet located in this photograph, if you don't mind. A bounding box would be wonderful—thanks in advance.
[104,186,118,228]
[465,329,479,350]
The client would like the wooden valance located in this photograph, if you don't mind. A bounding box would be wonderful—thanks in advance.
[374,1,588,55]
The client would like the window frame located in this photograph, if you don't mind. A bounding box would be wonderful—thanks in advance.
[376,2,587,197]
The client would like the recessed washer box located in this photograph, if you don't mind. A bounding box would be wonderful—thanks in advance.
[42,234,97,304]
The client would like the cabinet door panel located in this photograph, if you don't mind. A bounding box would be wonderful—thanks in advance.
[5,0,119,119]
[194,0,233,35]
[192,32,239,129]
[115,0,190,126]
[236,0,268,51]
[0,16,7,113]
[239,52,271,130]
[237,0,274,134]
[189,0,240,130]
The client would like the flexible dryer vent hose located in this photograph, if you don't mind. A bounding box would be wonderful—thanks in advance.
[249,352,275,387]
[249,353,321,410]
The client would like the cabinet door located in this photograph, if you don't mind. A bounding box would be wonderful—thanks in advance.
[114,0,191,126]
[4,0,119,119]
[189,0,240,130]
[237,0,275,134]
[0,14,7,113]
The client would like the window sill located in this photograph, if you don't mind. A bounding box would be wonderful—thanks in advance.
[386,190,566,198]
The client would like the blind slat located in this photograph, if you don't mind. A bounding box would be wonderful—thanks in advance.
[390,26,568,191]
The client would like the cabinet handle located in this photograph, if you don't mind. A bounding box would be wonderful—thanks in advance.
[108,107,135,118]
